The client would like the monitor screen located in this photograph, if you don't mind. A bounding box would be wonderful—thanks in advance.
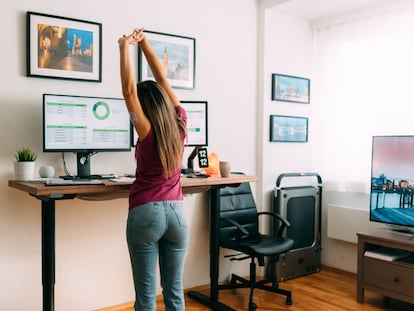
[131,100,208,147]
[181,101,208,147]
[43,93,132,153]
[370,135,414,232]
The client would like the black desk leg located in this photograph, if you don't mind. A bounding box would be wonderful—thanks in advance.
[187,187,235,311]
[42,199,55,311]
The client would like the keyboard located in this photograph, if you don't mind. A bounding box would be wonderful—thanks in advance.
[45,179,104,186]
[60,174,116,180]
[185,172,210,178]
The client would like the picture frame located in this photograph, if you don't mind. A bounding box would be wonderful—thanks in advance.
[139,30,196,89]
[26,11,102,82]
[271,73,310,104]
[270,115,308,142]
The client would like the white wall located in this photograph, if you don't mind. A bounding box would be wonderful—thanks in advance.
[0,1,257,310]
[257,7,315,217]
[263,0,414,274]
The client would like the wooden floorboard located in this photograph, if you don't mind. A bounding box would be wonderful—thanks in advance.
[95,266,414,311]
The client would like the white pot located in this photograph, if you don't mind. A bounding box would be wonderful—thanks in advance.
[14,161,35,181]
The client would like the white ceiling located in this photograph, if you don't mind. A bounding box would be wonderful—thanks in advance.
[271,0,392,22]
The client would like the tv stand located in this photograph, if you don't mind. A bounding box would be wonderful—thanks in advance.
[387,224,414,237]
[357,229,414,305]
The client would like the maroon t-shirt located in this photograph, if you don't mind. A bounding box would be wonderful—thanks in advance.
[129,105,187,210]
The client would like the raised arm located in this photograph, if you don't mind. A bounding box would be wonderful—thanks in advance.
[118,29,150,140]
[138,33,180,107]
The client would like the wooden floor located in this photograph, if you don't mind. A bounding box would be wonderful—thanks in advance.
[95,266,414,311]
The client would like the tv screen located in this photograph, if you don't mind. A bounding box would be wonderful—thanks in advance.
[370,135,414,232]
[43,94,132,152]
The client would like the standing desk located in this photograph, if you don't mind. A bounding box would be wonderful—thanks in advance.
[9,173,257,311]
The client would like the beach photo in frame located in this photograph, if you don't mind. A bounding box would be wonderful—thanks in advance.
[26,11,102,82]
[271,73,310,103]
[139,30,195,89]
[270,115,308,142]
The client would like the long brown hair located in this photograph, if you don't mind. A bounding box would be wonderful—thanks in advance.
[137,80,186,178]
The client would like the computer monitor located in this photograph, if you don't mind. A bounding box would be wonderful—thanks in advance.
[180,101,208,172]
[129,100,208,173]
[43,93,132,177]
[131,100,208,147]
[181,101,208,147]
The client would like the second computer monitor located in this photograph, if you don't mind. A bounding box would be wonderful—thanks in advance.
[181,100,208,147]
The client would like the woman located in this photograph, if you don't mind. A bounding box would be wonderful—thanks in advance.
[118,28,188,311]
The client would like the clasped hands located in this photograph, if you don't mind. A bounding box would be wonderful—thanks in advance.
[118,28,145,46]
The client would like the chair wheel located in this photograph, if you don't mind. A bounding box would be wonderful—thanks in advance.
[286,295,292,305]
[249,302,257,311]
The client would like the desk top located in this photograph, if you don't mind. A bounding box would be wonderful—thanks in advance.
[8,173,258,199]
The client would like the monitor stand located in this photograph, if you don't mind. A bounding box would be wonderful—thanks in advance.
[181,147,200,174]
[77,152,92,178]
[60,152,116,180]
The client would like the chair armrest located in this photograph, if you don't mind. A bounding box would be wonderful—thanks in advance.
[221,217,249,240]
[258,211,291,227]
[257,211,291,236]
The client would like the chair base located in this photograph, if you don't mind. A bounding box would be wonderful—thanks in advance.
[218,273,292,310]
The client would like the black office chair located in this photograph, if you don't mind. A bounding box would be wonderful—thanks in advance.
[218,174,294,311]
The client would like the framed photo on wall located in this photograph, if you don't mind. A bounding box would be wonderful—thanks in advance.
[271,73,310,104]
[139,30,196,89]
[26,11,102,82]
[270,115,308,142]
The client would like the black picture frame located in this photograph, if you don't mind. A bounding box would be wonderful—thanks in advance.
[26,11,102,82]
[138,30,196,89]
[271,73,310,104]
[270,115,308,142]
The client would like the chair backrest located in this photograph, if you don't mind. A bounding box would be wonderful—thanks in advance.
[219,179,258,245]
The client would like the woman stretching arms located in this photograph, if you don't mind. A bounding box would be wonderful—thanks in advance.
[118,28,188,311]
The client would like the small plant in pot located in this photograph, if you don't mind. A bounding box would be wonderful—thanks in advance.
[15,147,37,162]
[14,147,37,181]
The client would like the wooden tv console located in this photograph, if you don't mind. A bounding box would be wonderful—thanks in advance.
[357,229,414,305]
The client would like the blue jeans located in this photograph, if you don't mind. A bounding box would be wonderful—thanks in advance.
[126,200,189,311]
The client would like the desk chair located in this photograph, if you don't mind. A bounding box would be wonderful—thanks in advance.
[218,174,294,311]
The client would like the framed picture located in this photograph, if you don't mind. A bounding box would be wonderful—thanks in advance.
[26,11,102,82]
[271,73,310,104]
[139,30,196,89]
[270,115,308,142]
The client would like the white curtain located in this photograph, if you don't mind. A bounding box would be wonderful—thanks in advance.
[313,1,414,193]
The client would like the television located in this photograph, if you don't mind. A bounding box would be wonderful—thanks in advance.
[370,135,414,233]
[43,93,132,178]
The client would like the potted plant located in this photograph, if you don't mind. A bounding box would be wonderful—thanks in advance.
[14,147,37,180]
